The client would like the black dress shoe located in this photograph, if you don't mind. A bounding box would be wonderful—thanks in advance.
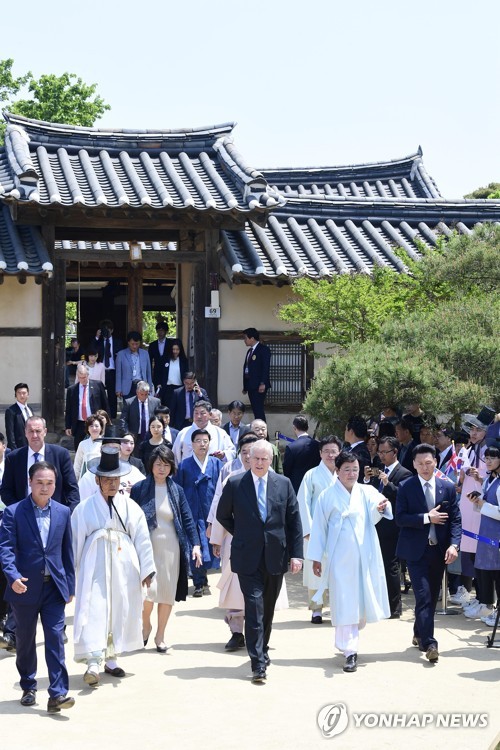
[225,632,245,651]
[251,669,267,683]
[20,689,37,706]
[104,665,126,677]
[343,654,358,673]
[264,653,271,667]
[0,633,16,652]
[193,586,203,598]
[390,612,401,619]
[426,645,439,663]
[47,694,75,713]
[311,615,323,624]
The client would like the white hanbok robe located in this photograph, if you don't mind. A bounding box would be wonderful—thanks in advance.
[78,464,145,502]
[71,490,155,661]
[297,461,336,591]
[307,481,391,626]
[209,469,288,611]
[172,423,236,465]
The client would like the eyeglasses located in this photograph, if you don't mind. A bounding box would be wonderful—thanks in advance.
[378,449,396,455]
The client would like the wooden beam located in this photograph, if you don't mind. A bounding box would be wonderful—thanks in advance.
[127,267,143,333]
[0,327,42,336]
[55,249,205,263]
[203,229,220,407]
[65,267,177,280]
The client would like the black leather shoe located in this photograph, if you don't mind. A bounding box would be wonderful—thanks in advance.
[225,633,245,651]
[193,586,203,598]
[311,615,323,624]
[390,612,401,619]
[343,654,358,673]
[104,665,126,677]
[47,694,75,713]
[264,653,271,667]
[0,633,16,652]
[426,645,439,663]
[251,669,267,684]
[20,689,37,706]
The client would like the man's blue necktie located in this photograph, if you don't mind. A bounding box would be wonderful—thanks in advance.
[257,477,267,521]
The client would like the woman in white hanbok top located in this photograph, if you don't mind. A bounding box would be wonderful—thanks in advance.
[73,413,107,480]
[308,451,391,673]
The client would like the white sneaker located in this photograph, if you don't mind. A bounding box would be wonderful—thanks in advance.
[448,586,471,605]
[480,607,496,623]
[483,611,499,627]
[462,597,478,610]
[463,601,482,618]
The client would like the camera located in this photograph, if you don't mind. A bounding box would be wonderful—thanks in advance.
[101,327,111,339]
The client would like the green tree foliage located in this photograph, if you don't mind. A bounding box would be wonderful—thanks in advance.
[0,59,110,141]
[464,182,500,199]
[142,311,176,344]
[295,225,500,424]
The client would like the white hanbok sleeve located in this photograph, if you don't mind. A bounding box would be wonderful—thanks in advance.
[307,491,330,563]
[363,485,394,524]
[71,501,89,569]
[73,441,86,480]
[297,469,314,537]
[127,501,156,580]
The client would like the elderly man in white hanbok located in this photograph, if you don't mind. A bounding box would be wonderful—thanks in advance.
[71,446,155,687]
[308,452,391,673]
[209,434,288,651]
[298,435,342,624]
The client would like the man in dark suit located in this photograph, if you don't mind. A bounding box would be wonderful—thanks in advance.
[0,461,75,712]
[93,319,124,419]
[242,327,271,422]
[4,382,32,450]
[65,364,109,449]
[170,372,208,431]
[1,416,80,512]
[283,415,321,494]
[344,415,371,482]
[364,436,412,618]
[395,419,418,474]
[120,381,161,444]
[222,399,251,448]
[396,443,461,663]
[148,320,170,396]
[217,439,303,683]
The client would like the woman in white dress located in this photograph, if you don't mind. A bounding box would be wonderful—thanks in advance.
[73,413,107,479]
[130,446,202,652]
[75,348,106,385]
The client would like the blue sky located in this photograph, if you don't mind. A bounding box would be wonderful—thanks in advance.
[3,0,499,197]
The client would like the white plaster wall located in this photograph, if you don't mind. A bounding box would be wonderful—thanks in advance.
[0,278,42,435]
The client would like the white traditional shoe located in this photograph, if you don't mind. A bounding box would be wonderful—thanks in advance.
[448,586,470,605]
[463,601,482,618]
[480,607,496,623]
[462,597,478,610]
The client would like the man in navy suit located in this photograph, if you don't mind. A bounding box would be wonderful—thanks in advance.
[4,382,32,450]
[0,461,75,712]
[93,319,124,419]
[115,331,153,400]
[222,400,251,448]
[242,328,271,422]
[396,443,461,662]
[395,418,418,475]
[283,415,320,493]
[1,416,80,512]
[120,381,161,443]
[65,364,110,449]
[170,372,208,431]
[217,439,303,683]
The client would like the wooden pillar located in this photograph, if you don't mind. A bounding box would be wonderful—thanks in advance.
[192,252,206,386]
[204,229,220,407]
[127,266,143,334]
[41,225,66,433]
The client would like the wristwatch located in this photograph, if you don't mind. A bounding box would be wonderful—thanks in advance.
[451,544,460,552]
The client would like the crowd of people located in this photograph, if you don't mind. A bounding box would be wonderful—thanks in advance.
[0,320,499,709]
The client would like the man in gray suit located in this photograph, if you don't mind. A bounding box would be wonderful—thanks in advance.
[120,381,161,444]
[115,331,153,399]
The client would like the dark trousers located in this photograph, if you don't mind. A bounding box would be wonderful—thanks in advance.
[247,388,267,422]
[161,384,178,409]
[0,570,8,618]
[377,532,402,616]
[475,567,500,605]
[73,420,86,450]
[11,578,69,698]
[105,369,117,418]
[238,558,283,671]
[407,544,445,650]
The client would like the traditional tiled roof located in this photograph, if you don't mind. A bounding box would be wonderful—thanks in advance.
[0,204,53,275]
[261,148,441,200]
[221,198,500,281]
[0,113,282,216]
